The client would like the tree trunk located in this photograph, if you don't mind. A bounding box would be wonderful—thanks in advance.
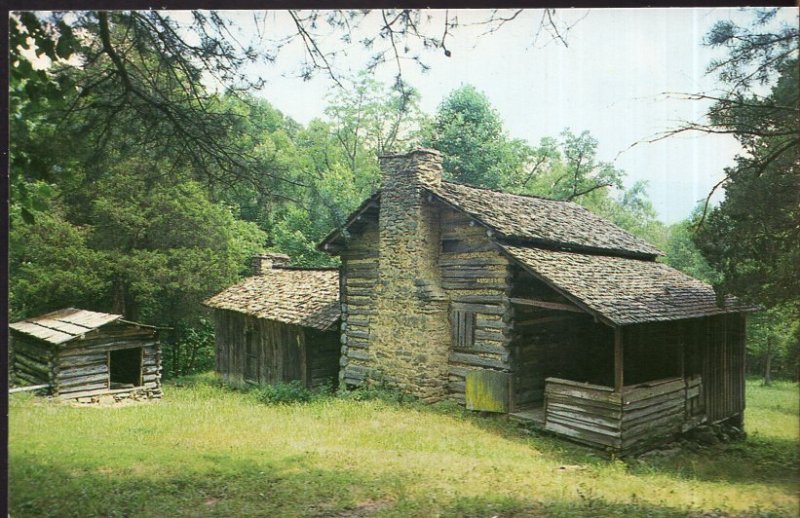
[763,335,773,386]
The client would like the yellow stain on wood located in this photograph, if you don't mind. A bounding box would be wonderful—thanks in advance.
[466,370,509,412]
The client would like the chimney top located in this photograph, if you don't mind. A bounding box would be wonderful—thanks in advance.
[379,147,443,189]
[251,253,290,275]
[378,148,441,160]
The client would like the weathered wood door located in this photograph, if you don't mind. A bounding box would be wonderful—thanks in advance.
[276,326,305,384]
[244,328,259,383]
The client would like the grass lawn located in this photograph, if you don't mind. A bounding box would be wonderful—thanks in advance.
[8,376,799,517]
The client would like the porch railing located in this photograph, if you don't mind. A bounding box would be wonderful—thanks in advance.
[544,376,703,453]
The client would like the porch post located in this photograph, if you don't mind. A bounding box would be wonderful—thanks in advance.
[614,327,624,392]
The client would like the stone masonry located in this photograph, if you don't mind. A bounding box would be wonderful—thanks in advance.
[367,149,451,401]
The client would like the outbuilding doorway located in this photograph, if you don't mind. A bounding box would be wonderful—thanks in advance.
[109,347,143,388]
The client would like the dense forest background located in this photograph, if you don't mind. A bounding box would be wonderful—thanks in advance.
[9,10,798,381]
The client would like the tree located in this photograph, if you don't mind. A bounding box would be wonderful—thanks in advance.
[325,73,425,163]
[689,9,799,310]
[678,10,800,383]
[423,85,533,188]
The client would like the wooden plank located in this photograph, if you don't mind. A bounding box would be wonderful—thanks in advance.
[509,298,583,313]
[60,354,107,368]
[14,353,52,374]
[439,257,507,267]
[449,352,507,370]
[9,384,50,394]
[548,401,623,420]
[453,340,508,356]
[10,322,74,344]
[441,282,507,291]
[546,377,616,393]
[614,327,624,392]
[547,409,620,432]
[13,369,48,385]
[441,239,497,254]
[58,364,109,380]
[622,378,685,403]
[451,303,506,315]
[544,421,621,448]
[58,373,109,388]
[514,315,573,327]
[473,329,507,343]
[448,366,470,378]
[57,310,120,329]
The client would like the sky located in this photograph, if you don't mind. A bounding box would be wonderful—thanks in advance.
[189,7,794,224]
[78,8,795,223]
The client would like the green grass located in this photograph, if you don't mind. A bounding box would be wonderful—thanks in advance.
[9,376,799,517]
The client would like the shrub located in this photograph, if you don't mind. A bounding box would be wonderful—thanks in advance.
[255,381,312,405]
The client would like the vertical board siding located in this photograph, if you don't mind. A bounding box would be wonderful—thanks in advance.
[212,309,335,389]
[684,315,745,424]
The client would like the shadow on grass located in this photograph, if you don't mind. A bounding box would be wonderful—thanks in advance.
[433,494,796,518]
[9,452,408,518]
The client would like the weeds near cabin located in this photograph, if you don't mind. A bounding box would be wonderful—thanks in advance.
[9,375,799,517]
[254,381,314,404]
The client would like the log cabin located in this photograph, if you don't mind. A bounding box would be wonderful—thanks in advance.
[9,308,162,401]
[203,253,340,389]
[319,148,756,455]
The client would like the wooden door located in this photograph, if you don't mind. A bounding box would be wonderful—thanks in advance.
[244,328,259,383]
[278,325,306,385]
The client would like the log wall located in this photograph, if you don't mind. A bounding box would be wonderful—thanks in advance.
[58,324,161,399]
[437,206,513,406]
[339,215,380,388]
[544,378,623,450]
[12,323,161,400]
[620,377,686,453]
[545,376,691,454]
[10,336,56,390]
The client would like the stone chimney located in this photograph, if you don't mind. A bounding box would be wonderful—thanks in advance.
[251,253,290,275]
[369,148,450,401]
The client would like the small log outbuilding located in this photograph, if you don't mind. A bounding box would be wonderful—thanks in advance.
[319,149,757,455]
[203,253,340,388]
[9,308,162,400]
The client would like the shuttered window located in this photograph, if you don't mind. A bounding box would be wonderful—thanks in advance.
[452,309,475,349]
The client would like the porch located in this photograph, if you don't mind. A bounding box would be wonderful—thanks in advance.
[538,376,704,453]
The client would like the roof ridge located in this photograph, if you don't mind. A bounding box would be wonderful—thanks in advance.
[439,180,574,204]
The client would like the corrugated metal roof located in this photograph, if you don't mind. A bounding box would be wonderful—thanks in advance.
[502,246,756,325]
[9,308,122,344]
[203,268,340,331]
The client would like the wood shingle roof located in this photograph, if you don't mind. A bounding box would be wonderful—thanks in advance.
[203,268,340,331]
[428,181,664,257]
[502,246,756,325]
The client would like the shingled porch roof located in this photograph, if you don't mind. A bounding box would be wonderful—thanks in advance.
[203,268,340,331]
[501,246,756,326]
